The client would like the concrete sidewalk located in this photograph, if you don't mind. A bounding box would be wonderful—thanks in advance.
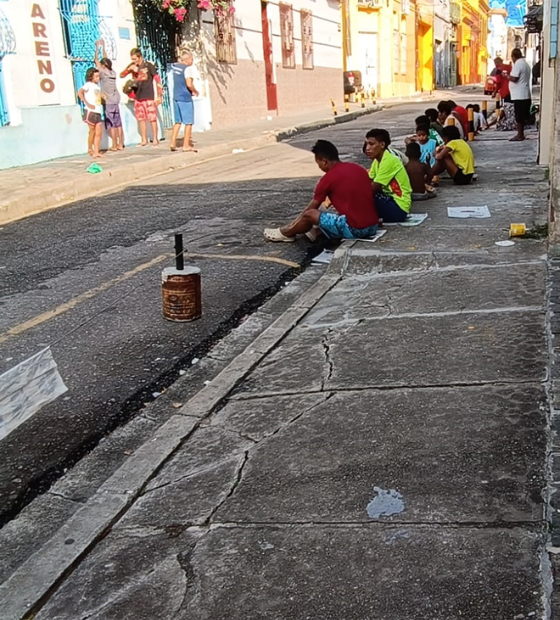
[0,127,552,619]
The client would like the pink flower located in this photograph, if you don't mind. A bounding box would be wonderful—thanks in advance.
[174,6,187,20]
[162,0,170,7]
[197,0,211,9]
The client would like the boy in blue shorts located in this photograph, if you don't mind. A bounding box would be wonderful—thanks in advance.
[264,140,378,242]
[170,50,199,152]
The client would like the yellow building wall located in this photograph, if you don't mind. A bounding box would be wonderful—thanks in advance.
[347,0,417,98]
[458,0,489,83]
[415,0,434,92]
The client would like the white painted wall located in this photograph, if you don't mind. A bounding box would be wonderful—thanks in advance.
[2,0,76,116]
[0,0,142,168]
[267,0,342,69]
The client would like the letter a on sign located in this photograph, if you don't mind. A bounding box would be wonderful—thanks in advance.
[31,3,46,19]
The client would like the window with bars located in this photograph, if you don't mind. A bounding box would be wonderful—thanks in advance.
[301,9,313,69]
[280,3,295,69]
[215,10,237,64]
[400,33,407,74]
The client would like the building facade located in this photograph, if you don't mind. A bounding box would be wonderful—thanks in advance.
[0,0,343,169]
[0,0,144,170]
[196,0,343,128]
[457,0,489,83]
[434,0,458,87]
[344,0,417,98]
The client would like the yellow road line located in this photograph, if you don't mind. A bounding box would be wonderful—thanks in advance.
[185,252,300,269]
[0,251,299,346]
[0,255,169,346]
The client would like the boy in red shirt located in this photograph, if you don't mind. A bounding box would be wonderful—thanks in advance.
[264,140,379,242]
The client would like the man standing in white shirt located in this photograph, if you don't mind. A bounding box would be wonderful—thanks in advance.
[504,48,532,142]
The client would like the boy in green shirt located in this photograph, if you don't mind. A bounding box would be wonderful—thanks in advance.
[365,128,412,223]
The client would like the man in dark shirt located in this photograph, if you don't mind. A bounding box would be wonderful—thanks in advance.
[264,140,379,242]
[120,48,162,146]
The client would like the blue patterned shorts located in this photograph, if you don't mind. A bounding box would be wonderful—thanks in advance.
[318,212,378,240]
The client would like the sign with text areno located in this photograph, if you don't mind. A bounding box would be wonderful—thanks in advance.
[31,2,60,105]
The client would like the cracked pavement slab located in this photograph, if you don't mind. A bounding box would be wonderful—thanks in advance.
[34,524,544,620]
[118,427,253,529]
[301,261,546,327]
[236,310,545,395]
[216,386,546,524]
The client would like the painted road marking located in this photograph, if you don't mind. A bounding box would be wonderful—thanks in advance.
[185,252,300,269]
[0,255,169,346]
[0,252,300,346]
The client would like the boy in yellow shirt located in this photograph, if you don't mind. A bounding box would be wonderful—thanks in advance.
[431,125,475,185]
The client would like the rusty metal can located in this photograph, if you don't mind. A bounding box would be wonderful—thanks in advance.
[162,266,202,322]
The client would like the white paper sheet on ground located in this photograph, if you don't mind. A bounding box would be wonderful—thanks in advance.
[0,347,68,440]
[400,213,428,227]
[312,249,335,264]
[357,229,388,243]
[447,206,491,218]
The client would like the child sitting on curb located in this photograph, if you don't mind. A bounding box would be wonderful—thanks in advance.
[431,125,475,186]
[405,142,437,201]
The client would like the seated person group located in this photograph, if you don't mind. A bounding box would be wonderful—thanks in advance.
[264,101,476,243]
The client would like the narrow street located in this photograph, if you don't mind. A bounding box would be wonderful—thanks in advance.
[0,94,552,620]
[0,101,420,522]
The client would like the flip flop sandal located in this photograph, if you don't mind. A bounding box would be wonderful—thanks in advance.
[263,228,295,242]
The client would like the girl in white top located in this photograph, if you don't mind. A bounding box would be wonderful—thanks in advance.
[77,68,103,158]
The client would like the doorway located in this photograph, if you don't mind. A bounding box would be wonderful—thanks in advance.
[358,32,378,96]
[261,1,278,112]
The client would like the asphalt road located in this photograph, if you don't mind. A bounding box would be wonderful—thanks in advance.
[0,101,435,522]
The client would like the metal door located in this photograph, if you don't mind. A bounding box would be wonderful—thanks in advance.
[132,0,179,129]
[0,60,8,126]
[59,0,101,92]
[358,32,378,95]
[261,1,277,112]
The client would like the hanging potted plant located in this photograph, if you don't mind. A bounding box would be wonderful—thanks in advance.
[196,0,235,15]
[149,0,191,22]
[150,0,234,21]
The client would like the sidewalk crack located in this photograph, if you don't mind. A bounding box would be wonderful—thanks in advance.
[207,450,250,525]
[321,329,335,389]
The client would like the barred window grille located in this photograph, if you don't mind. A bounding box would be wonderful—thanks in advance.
[215,11,237,64]
[301,9,313,69]
[393,30,399,74]
[280,3,295,69]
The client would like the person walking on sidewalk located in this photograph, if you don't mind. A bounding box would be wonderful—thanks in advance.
[120,48,162,147]
[170,50,199,152]
[263,140,378,242]
[365,128,412,223]
[95,39,124,151]
[77,67,103,159]
[503,48,532,142]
